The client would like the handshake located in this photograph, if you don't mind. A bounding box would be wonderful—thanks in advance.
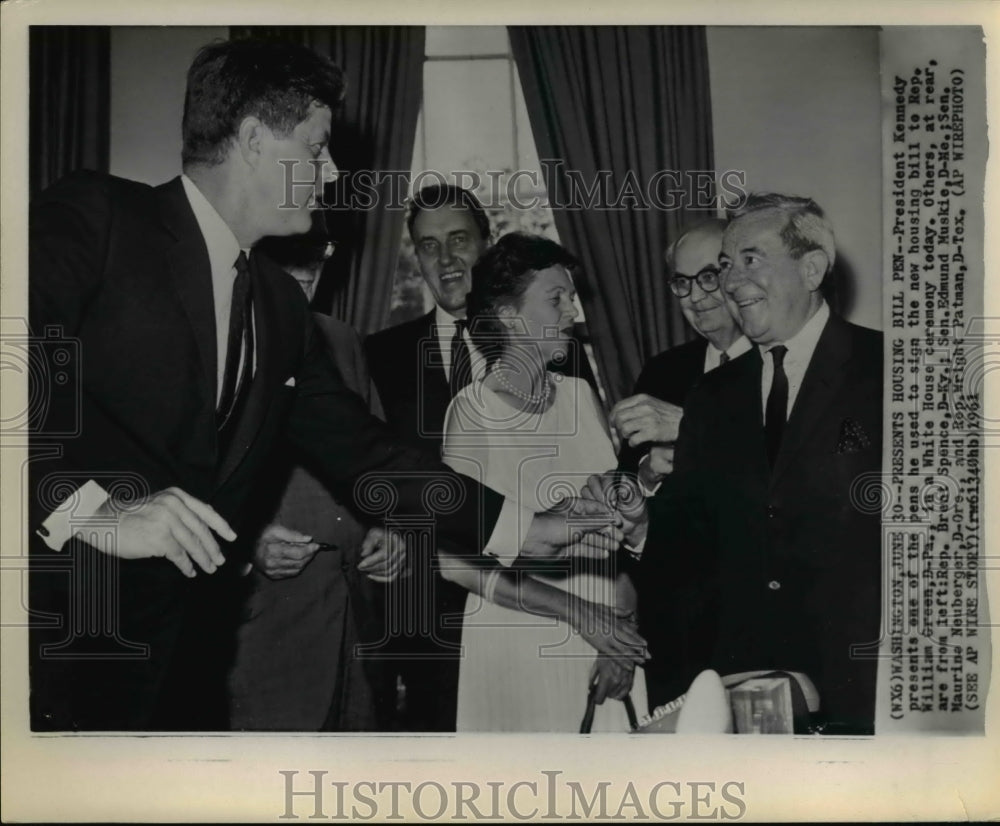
[574,471,650,552]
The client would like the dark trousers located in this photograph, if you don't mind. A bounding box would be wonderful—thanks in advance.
[29,540,244,731]
[381,570,466,732]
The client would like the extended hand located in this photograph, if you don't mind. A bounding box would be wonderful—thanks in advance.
[580,472,648,548]
[357,525,409,583]
[610,394,683,448]
[519,497,624,561]
[84,487,233,578]
[253,523,319,580]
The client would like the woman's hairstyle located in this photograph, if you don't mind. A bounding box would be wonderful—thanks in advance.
[182,38,346,168]
[466,232,578,366]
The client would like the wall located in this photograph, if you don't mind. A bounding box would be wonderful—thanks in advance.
[707,26,883,330]
[110,27,227,185]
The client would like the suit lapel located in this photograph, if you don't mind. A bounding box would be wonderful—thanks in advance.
[731,348,768,474]
[155,178,217,408]
[770,315,852,487]
[215,251,288,488]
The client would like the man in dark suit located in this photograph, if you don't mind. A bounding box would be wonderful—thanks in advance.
[28,39,617,732]
[590,194,883,733]
[612,219,749,488]
[226,226,399,731]
[364,184,599,730]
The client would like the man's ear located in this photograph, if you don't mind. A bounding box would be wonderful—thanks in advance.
[799,249,829,292]
[237,116,265,168]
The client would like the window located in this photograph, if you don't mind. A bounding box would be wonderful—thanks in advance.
[388,26,560,323]
[388,26,604,400]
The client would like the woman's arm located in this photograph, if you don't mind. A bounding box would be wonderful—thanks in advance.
[438,549,646,663]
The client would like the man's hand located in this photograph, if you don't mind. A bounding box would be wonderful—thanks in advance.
[82,487,234,578]
[609,394,683,448]
[252,523,319,580]
[637,445,675,489]
[520,497,624,561]
[357,526,409,583]
[580,472,649,548]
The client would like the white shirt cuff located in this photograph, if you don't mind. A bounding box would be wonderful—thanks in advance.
[482,498,532,567]
[624,536,646,558]
[36,479,110,551]
[637,454,663,497]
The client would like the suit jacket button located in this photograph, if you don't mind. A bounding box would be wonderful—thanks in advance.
[767,580,781,590]
[767,505,777,518]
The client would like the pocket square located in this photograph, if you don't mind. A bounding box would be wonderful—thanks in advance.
[284,377,296,388]
[837,417,871,453]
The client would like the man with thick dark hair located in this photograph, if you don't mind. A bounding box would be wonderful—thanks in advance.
[28,38,615,731]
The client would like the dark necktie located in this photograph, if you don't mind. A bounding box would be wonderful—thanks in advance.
[764,345,788,467]
[217,251,254,446]
[449,319,473,398]
[719,351,730,365]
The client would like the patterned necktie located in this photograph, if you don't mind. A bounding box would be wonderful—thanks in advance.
[217,251,254,444]
[764,345,788,467]
[449,319,473,398]
[719,351,730,365]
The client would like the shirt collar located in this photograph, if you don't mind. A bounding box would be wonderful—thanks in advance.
[181,174,243,279]
[434,303,466,331]
[763,301,829,362]
[714,334,752,360]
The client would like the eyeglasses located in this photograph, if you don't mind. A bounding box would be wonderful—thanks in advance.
[668,265,722,297]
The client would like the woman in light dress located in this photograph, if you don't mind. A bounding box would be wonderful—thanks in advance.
[440,232,647,732]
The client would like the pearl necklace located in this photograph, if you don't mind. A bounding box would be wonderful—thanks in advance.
[491,363,552,406]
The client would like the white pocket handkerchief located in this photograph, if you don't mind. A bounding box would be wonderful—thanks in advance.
[284,377,296,387]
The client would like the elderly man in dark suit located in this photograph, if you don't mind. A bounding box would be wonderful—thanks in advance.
[612,219,750,488]
[589,194,883,733]
[28,38,619,732]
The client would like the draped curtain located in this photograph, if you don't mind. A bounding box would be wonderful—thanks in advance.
[231,26,425,333]
[508,27,714,403]
[30,26,110,200]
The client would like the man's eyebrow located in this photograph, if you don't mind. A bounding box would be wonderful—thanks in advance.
[739,244,765,256]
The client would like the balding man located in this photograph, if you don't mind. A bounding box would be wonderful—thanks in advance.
[592,194,883,733]
[612,219,749,487]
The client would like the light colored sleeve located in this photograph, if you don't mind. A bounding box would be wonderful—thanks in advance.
[36,479,109,550]
[442,393,530,567]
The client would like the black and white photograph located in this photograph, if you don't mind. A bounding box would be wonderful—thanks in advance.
[1,0,997,821]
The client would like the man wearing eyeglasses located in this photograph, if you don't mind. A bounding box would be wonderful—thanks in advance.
[589,195,883,732]
[611,219,749,490]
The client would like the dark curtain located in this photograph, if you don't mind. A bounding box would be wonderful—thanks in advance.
[29,26,110,200]
[231,26,425,334]
[509,27,714,403]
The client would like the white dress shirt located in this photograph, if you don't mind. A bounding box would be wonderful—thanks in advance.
[703,334,752,372]
[433,304,486,384]
[180,175,254,404]
[759,301,829,420]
